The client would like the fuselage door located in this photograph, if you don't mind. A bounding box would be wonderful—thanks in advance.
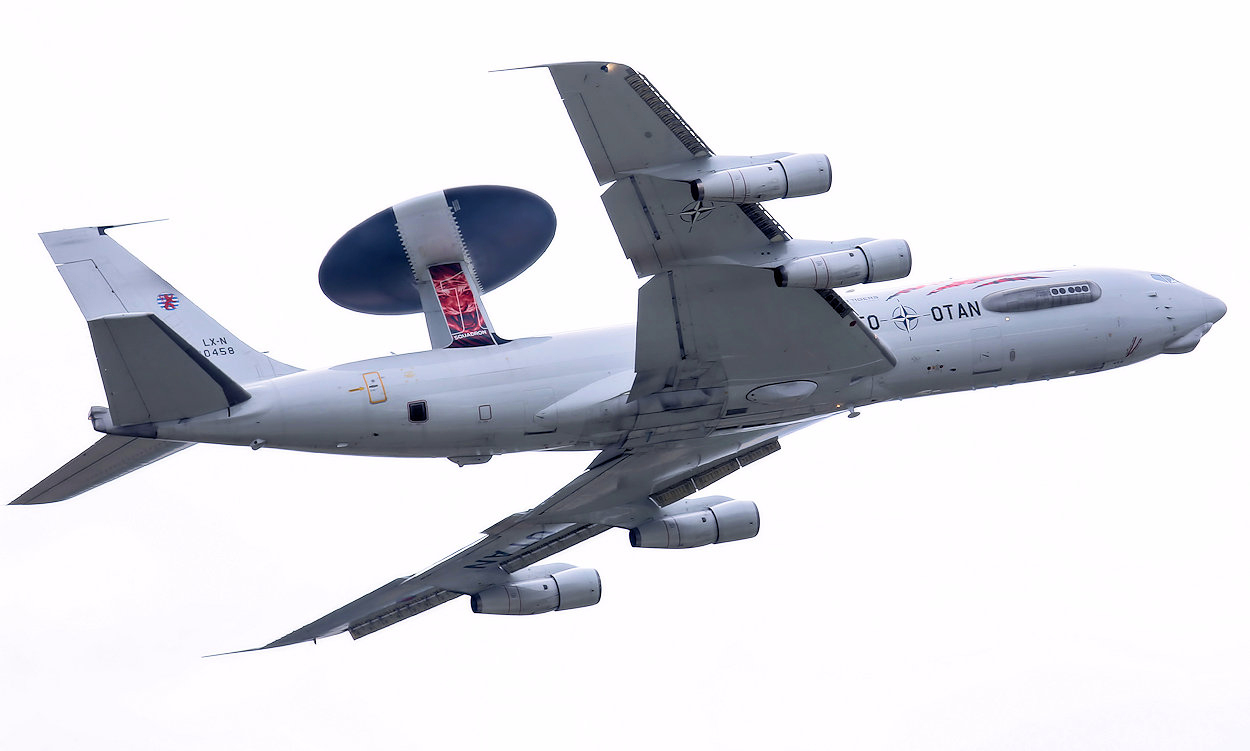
[364,371,388,404]
[971,326,1004,374]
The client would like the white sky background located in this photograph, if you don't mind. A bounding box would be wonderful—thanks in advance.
[2,1,1246,748]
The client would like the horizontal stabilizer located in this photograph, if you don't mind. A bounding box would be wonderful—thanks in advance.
[12,435,191,505]
[88,313,251,426]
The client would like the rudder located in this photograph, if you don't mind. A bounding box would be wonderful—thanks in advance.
[87,313,252,427]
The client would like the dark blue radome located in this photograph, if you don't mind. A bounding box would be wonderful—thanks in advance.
[319,185,557,315]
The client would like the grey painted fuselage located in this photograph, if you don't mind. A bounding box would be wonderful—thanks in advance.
[148,267,1224,459]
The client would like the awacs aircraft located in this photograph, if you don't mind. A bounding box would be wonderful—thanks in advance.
[14,62,1226,651]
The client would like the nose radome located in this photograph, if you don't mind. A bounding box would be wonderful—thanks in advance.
[1205,296,1227,325]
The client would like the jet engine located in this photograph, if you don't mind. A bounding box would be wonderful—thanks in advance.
[470,565,602,615]
[690,153,832,204]
[774,238,912,288]
[629,499,760,549]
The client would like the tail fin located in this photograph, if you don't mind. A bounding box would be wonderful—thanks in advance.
[40,226,301,384]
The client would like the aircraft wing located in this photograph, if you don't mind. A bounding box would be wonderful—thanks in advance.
[546,62,790,277]
[546,62,897,416]
[244,426,790,651]
[628,263,895,426]
[235,62,897,653]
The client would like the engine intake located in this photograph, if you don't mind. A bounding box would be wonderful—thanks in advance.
[470,566,602,615]
[775,238,912,288]
[691,154,831,204]
[630,499,760,549]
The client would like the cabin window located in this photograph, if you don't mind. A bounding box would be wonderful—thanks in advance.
[407,401,428,423]
[981,281,1101,313]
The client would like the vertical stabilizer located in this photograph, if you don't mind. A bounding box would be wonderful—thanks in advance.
[40,227,300,384]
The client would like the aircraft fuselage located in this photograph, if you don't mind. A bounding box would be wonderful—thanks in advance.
[144,267,1223,460]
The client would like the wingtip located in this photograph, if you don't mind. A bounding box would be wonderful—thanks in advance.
[202,646,265,659]
[489,64,549,73]
[11,486,76,505]
[97,218,169,235]
[202,638,313,659]
[491,61,631,75]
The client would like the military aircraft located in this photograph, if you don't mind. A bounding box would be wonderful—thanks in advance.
[13,62,1226,651]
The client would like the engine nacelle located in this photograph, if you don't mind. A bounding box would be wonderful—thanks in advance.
[690,154,831,204]
[470,566,602,615]
[775,238,912,288]
[629,499,760,549]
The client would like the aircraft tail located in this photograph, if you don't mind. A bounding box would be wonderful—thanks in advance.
[14,226,302,504]
[40,226,301,385]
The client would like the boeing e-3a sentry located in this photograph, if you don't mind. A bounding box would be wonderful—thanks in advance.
[13,62,1226,651]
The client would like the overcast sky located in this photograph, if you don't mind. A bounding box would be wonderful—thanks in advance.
[2,2,1246,749]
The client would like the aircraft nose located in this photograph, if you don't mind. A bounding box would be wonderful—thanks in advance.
[1161,287,1225,354]
[1205,295,1227,325]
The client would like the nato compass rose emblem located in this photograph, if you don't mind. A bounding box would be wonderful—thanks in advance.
[677,200,717,230]
[892,305,920,332]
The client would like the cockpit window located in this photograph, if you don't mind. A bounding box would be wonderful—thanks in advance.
[1151,273,1180,283]
[982,281,1102,313]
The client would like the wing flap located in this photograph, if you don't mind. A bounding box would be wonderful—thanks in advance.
[632,265,896,405]
[256,577,456,650]
[348,588,462,640]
